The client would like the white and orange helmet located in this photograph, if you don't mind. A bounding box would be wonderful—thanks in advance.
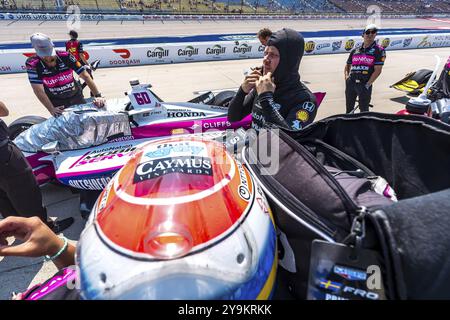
[76,136,277,299]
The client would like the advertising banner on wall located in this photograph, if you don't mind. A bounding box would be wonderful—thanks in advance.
[1,33,449,74]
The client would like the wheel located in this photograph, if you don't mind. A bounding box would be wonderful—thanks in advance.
[8,115,47,140]
[213,90,236,108]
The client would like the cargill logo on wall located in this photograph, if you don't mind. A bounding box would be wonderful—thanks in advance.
[206,44,227,56]
[147,47,170,59]
[177,46,199,57]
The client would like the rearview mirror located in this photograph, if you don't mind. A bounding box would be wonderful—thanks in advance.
[41,141,60,155]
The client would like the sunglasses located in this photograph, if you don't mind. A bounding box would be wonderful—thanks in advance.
[365,30,378,35]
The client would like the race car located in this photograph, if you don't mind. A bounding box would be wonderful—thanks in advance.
[12,79,252,190]
[11,78,326,192]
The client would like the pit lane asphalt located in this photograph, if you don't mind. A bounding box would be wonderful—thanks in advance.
[0,18,448,299]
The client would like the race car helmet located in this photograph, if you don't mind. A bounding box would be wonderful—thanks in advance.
[76,136,277,300]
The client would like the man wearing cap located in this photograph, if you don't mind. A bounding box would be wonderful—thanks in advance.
[26,33,105,117]
[344,24,386,113]
[0,101,73,233]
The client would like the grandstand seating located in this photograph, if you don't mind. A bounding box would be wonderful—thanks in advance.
[1,0,449,14]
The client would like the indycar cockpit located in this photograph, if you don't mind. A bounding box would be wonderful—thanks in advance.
[14,104,131,153]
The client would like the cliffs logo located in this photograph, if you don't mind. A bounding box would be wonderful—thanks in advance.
[305,41,316,53]
[113,49,131,59]
[345,39,355,51]
[233,43,252,55]
[381,38,391,48]
[403,38,413,48]
[206,44,226,56]
[147,47,170,59]
[177,45,199,57]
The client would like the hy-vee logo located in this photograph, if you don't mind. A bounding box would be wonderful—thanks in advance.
[167,111,206,118]
[177,46,199,57]
[147,47,169,59]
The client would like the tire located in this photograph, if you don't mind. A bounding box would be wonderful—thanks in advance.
[8,115,47,140]
[213,90,236,108]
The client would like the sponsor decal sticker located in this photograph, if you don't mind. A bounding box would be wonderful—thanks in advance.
[177,45,199,58]
[402,37,413,48]
[206,44,226,56]
[332,41,342,52]
[301,101,316,112]
[144,142,205,159]
[418,36,432,48]
[68,177,111,190]
[167,111,206,118]
[296,110,309,122]
[316,43,331,51]
[72,145,136,167]
[345,39,355,51]
[0,14,5,20]
[319,279,342,293]
[390,39,402,47]
[258,45,265,52]
[113,49,131,59]
[305,41,316,53]
[147,47,170,59]
[0,66,12,72]
[381,38,391,48]
[237,162,251,201]
[134,156,213,183]
[233,43,252,55]
[333,265,367,281]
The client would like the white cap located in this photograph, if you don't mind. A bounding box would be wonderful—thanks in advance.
[364,24,379,32]
[30,33,56,57]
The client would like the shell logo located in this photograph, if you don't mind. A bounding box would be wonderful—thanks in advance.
[296,110,309,122]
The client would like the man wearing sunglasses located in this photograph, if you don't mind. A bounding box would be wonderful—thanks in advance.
[26,33,105,117]
[344,24,386,113]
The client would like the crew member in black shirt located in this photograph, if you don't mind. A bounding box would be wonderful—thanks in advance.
[344,24,386,113]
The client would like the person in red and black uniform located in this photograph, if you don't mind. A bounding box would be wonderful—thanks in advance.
[0,101,73,233]
[344,24,386,113]
[66,30,89,67]
[26,33,105,117]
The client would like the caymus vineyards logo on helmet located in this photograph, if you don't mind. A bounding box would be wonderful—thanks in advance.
[134,156,213,183]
